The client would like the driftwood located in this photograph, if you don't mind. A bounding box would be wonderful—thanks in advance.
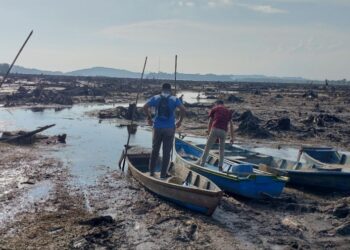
[0,124,56,144]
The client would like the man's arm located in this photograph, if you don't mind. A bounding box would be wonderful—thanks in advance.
[229,120,234,144]
[176,104,186,128]
[143,103,153,126]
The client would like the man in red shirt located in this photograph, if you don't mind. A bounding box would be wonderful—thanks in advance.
[198,100,234,171]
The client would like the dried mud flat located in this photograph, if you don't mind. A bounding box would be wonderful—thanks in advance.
[2,74,350,151]
[1,143,350,250]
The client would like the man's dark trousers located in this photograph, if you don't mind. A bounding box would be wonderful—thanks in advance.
[149,128,175,178]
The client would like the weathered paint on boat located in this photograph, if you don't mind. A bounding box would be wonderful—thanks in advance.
[196,143,350,191]
[175,138,287,199]
[126,151,222,216]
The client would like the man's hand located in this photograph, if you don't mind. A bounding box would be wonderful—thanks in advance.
[176,120,182,128]
[144,103,153,127]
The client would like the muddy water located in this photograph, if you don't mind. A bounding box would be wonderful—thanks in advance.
[0,104,307,186]
[0,104,153,186]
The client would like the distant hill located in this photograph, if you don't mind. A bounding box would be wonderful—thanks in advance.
[11,65,63,76]
[0,63,312,83]
[67,67,140,78]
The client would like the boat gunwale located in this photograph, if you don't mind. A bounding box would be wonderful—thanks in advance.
[301,147,343,166]
[286,169,350,176]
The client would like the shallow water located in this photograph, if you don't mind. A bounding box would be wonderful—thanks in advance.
[0,104,152,187]
[177,90,211,104]
[2,104,347,190]
[0,180,53,226]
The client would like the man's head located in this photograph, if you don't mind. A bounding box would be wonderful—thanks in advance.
[162,83,171,91]
[215,100,224,106]
[161,83,172,95]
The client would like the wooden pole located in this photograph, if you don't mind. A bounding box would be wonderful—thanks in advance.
[170,55,178,163]
[121,56,148,171]
[174,55,177,95]
[0,30,33,88]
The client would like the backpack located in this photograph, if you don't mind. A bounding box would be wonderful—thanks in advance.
[156,95,171,120]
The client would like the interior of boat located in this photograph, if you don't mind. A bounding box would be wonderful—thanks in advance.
[127,154,216,190]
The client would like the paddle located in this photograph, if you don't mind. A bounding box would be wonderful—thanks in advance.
[120,57,148,171]
[0,30,33,88]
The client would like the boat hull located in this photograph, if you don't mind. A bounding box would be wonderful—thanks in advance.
[286,170,350,191]
[127,153,222,216]
[175,138,286,199]
[198,143,350,191]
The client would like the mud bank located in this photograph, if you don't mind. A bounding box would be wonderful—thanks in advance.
[2,74,350,152]
[1,141,350,249]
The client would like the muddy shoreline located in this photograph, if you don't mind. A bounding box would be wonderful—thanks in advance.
[1,75,350,249]
[1,142,350,249]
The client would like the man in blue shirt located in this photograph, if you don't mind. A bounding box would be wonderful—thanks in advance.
[144,83,186,179]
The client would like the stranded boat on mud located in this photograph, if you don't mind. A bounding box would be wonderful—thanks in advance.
[300,146,350,169]
[175,138,287,199]
[125,150,223,216]
[196,143,350,191]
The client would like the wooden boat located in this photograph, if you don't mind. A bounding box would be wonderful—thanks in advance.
[125,149,223,216]
[196,143,350,191]
[175,138,287,199]
[300,146,350,169]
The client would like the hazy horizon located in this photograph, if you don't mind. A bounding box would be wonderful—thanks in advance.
[4,63,311,81]
[1,0,349,80]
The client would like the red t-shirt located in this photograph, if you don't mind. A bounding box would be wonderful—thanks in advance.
[209,105,232,132]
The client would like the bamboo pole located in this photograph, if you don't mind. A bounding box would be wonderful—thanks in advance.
[0,30,33,88]
[174,55,177,95]
[120,56,148,171]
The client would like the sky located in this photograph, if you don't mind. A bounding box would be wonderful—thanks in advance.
[0,0,349,80]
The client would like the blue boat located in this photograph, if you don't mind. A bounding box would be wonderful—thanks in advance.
[195,143,350,191]
[301,146,350,168]
[174,138,287,199]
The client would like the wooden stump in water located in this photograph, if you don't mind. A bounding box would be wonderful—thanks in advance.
[127,124,138,134]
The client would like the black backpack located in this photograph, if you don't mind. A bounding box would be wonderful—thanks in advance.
[156,95,171,120]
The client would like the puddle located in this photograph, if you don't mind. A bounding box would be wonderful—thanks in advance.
[26,180,53,201]
[177,91,212,104]
[0,180,53,227]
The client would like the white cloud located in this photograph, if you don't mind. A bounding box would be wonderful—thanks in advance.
[207,0,232,6]
[241,4,287,14]
[207,1,216,7]
[186,1,195,7]
[185,1,287,14]
[270,0,350,5]
[178,1,195,7]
